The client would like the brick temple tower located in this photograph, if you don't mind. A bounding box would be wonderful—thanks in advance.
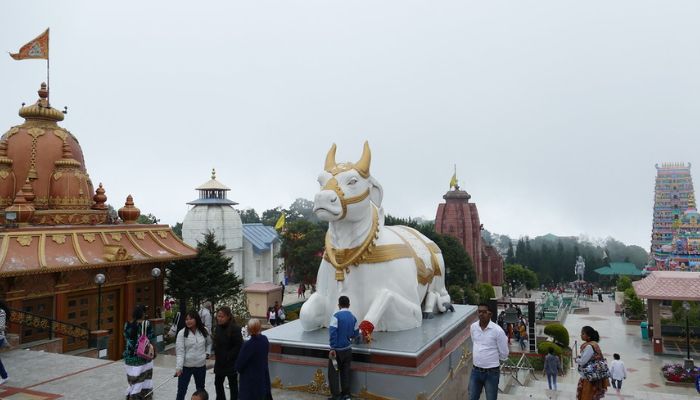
[435,173,503,285]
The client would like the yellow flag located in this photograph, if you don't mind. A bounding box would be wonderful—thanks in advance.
[274,212,286,231]
[449,172,457,188]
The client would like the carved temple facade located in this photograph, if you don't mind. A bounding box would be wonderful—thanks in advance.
[435,184,503,286]
[0,84,196,359]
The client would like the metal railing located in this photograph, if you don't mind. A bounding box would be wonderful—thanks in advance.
[500,353,539,389]
[8,308,90,340]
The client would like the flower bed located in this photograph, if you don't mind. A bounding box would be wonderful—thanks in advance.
[661,363,700,384]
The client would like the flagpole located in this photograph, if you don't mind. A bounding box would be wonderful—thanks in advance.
[46,28,50,102]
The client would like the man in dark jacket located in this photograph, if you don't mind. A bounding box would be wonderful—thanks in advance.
[328,296,358,400]
[214,306,243,400]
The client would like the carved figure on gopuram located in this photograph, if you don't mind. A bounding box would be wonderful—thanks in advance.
[299,141,453,342]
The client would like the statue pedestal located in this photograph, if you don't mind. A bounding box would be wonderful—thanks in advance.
[264,304,477,400]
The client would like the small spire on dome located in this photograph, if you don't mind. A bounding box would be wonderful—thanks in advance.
[38,82,49,102]
[92,183,107,210]
[212,168,216,180]
[118,194,141,224]
[21,178,35,204]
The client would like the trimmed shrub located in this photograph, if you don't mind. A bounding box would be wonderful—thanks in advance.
[544,323,570,347]
[478,283,496,303]
[463,287,479,305]
[448,285,465,304]
[537,341,563,356]
[617,276,632,292]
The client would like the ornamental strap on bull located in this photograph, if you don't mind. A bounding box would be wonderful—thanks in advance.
[323,204,442,283]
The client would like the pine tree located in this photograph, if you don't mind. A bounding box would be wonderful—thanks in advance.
[506,242,515,264]
[166,231,245,314]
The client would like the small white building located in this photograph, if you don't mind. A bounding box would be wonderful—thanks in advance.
[182,170,282,286]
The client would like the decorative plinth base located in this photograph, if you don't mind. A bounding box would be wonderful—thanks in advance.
[264,305,477,400]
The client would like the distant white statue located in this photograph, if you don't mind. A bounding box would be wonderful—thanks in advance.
[299,142,453,341]
[574,256,586,281]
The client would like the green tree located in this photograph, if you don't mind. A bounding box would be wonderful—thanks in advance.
[137,213,159,224]
[505,242,515,265]
[239,208,261,223]
[262,207,284,227]
[477,283,496,303]
[288,198,318,223]
[279,220,326,283]
[171,222,182,239]
[616,276,632,292]
[504,264,539,290]
[166,232,244,312]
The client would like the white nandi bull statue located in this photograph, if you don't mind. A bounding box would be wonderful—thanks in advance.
[299,141,453,341]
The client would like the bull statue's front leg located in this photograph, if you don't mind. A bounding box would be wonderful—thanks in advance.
[360,288,422,342]
[300,292,327,331]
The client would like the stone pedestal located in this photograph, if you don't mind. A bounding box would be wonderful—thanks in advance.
[264,305,477,400]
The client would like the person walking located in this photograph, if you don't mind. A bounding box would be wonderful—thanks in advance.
[0,300,10,385]
[469,303,509,400]
[609,353,626,394]
[327,296,358,400]
[235,319,271,400]
[518,323,528,351]
[199,302,213,335]
[213,306,243,400]
[175,311,212,400]
[124,306,156,399]
[543,348,561,390]
[575,326,608,400]
[267,307,276,327]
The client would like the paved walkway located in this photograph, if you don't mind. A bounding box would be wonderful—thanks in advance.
[0,293,696,399]
[504,294,699,399]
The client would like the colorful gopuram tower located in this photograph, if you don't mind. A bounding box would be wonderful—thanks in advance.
[435,173,503,286]
[651,163,695,253]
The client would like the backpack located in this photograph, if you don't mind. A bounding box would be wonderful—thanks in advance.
[136,321,155,361]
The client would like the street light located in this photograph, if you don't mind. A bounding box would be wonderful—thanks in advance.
[94,273,106,330]
[151,267,161,318]
[683,301,693,368]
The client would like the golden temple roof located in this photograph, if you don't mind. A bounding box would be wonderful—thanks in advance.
[0,224,196,277]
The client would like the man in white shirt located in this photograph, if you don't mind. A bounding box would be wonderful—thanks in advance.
[469,303,509,400]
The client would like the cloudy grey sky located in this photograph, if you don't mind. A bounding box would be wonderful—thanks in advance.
[2,1,699,249]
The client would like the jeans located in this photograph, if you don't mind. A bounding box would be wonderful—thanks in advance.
[611,379,622,389]
[0,338,7,379]
[176,366,206,400]
[215,372,238,400]
[469,367,500,400]
[328,349,352,398]
[546,373,557,390]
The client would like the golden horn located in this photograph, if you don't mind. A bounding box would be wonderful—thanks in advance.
[355,141,371,178]
[324,143,337,172]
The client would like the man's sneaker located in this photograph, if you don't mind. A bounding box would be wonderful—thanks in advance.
[0,376,8,385]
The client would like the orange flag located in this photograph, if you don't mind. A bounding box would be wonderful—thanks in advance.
[9,29,49,60]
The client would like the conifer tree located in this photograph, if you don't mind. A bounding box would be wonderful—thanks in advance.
[166,231,245,315]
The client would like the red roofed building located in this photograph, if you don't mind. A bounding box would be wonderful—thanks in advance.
[0,84,196,359]
[435,179,503,286]
[633,271,700,353]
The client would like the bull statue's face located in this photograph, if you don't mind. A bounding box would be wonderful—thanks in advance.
[314,141,382,223]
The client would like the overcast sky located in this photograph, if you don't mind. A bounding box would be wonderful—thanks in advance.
[2,1,700,249]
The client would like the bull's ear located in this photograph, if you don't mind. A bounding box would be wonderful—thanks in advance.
[368,176,383,207]
[324,143,337,173]
[355,141,371,178]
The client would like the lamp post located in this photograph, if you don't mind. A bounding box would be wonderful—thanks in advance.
[94,273,106,330]
[683,301,693,369]
[151,267,161,318]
